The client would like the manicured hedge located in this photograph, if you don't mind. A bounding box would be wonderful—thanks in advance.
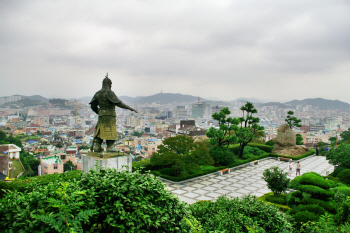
[298,204,326,216]
[298,184,335,200]
[132,159,152,172]
[293,210,319,227]
[302,198,338,214]
[257,192,291,212]
[335,186,350,197]
[331,166,346,177]
[229,143,273,154]
[299,173,331,189]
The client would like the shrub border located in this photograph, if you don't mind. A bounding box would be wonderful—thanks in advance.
[257,192,291,212]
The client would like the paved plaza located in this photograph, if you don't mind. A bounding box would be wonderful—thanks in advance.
[162,155,334,204]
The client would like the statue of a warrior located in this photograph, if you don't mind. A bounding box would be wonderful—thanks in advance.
[89,73,137,152]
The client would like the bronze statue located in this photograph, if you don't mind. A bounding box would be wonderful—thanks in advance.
[89,73,137,152]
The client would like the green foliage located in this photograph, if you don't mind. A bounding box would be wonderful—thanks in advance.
[243,146,264,156]
[265,139,275,146]
[78,145,89,150]
[56,142,63,148]
[299,213,338,233]
[294,210,320,227]
[285,111,302,128]
[265,193,287,205]
[190,195,292,232]
[340,127,350,143]
[289,176,302,189]
[335,186,350,198]
[132,130,143,137]
[326,144,350,168]
[236,102,265,158]
[242,153,256,160]
[299,173,331,189]
[206,107,239,147]
[160,167,176,176]
[257,193,291,212]
[0,168,188,232]
[209,146,236,165]
[64,160,76,172]
[299,204,326,216]
[132,159,151,172]
[296,133,304,145]
[0,130,6,141]
[334,196,350,225]
[338,169,350,184]
[332,166,346,177]
[298,185,335,200]
[151,135,213,176]
[19,151,40,176]
[262,166,291,196]
[230,143,273,154]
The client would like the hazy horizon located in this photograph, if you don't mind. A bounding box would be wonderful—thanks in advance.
[1,1,350,102]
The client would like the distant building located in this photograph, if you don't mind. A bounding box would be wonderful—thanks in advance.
[211,105,225,114]
[174,106,187,119]
[310,124,325,132]
[0,144,21,159]
[192,97,210,118]
[39,155,63,175]
[0,145,10,177]
[167,120,207,138]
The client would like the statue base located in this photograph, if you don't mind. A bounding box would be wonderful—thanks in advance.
[82,151,132,173]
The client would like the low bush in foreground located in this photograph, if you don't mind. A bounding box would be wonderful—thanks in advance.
[0,168,188,232]
[190,195,292,232]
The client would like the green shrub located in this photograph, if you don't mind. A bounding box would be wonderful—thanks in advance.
[257,193,291,212]
[190,195,292,232]
[335,186,350,197]
[160,167,176,176]
[289,176,302,189]
[298,204,326,216]
[303,198,338,214]
[298,185,335,200]
[293,210,320,227]
[265,139,274,147]
[242,153,256,160]
[327,179,337,188]
[338,169,350,184]
[132,158,152,172]
[243,146,264,156]
[265,193,287,205]
[332,166,345,177]
[230,143,273,154]
[262,166,291,196]
[299,173,330,189]
[209,146,236,165]
[0,167,188,232]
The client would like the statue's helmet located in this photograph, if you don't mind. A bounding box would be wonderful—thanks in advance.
[102,73,112,88]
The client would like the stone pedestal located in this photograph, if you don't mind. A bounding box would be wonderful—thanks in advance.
[82,151,132,173]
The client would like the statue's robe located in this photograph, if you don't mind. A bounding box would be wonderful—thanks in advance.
[89,89,122,140]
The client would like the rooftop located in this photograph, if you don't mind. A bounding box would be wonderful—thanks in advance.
[42,155,62,165]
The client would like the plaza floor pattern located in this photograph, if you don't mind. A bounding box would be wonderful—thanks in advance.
[162,155,334,204]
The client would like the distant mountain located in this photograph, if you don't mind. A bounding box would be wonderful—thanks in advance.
[21,95,48,102]
[284,98,350,110]
[257,102,289,109]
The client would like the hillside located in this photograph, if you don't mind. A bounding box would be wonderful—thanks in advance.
[120,93,202,104]
[284,98,350,110]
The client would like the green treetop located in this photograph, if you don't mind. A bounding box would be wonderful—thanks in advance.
[285,111,302,128]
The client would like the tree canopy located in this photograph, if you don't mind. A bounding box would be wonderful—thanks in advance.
[326,144,350,168]
[285,111,302,128]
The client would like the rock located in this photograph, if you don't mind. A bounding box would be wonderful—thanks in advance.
[273,124,296,146]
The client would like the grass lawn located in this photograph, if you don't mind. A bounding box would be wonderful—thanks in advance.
[9,159,24,178]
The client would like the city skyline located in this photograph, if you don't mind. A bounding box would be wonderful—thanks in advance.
[1,1,350,102]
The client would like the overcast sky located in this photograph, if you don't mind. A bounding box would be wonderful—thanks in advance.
[1,0,350,103]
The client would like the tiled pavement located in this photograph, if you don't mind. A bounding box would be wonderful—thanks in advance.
[162,155,334,204]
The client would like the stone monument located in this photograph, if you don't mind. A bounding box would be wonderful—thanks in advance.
[272,123,309,156]
[82,73,137,173]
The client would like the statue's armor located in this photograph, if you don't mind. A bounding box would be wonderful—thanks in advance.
[89,89,122,140]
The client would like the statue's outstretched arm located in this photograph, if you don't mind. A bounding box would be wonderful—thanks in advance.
[116,102,137,113]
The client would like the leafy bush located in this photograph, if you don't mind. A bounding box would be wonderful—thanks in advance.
[0,168,188,232]
[230,143,273,154]
[268,150,314,160]
[298,185,335,200]
[265,139,274,147]
[337,169,350,184]
[298,204,326,215]
[242,153,256,160]
[209,146,236,165]
[289,176,302,189]
[257,193,291,212]
[303,198,338,214]
[335,186,350,198]
[293,210,320,228]
[132,158,152,172]
[243,146,264,156]
[299,173,330,189]
[326,144,350,168]
[190,195,292,232]
[160,167,176,176]
[332,166,345,177]
[299,213,339,233]
[265,193,287,205]
[262,166,290,195]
